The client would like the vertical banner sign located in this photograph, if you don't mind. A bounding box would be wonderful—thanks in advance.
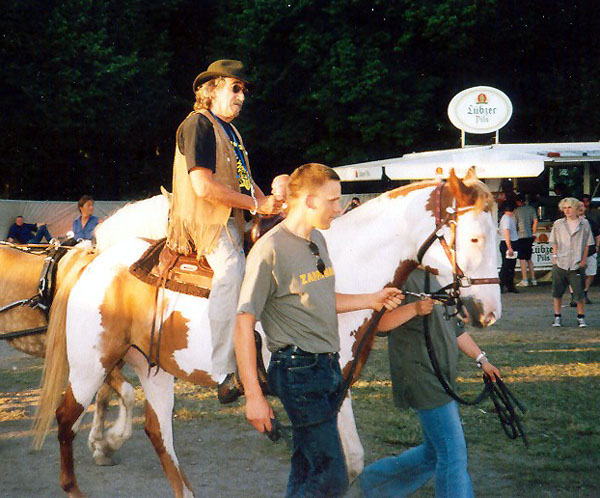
[448,86,513,134]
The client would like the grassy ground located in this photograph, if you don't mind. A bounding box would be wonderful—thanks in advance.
[352,329,600,497]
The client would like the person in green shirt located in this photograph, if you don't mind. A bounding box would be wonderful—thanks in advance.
[357,268,501,498]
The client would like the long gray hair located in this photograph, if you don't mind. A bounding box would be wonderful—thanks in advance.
[194,77,226,111]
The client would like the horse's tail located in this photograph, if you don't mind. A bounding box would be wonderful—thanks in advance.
[32,248,97,449]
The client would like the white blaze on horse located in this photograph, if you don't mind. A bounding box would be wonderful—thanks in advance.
[33,168,501,497]
[0,243,136,465]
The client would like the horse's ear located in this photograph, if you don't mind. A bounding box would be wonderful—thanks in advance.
[447,168,473,207]
[463,166,479,184]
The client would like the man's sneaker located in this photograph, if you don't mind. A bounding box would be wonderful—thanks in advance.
[516,279,529,287]
[531,279,538,286]
[552,316,562,327]
[578,317,588,328]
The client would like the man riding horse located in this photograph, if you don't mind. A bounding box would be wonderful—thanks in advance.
[167,59,282,402]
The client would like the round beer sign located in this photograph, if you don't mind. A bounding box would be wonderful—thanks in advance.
[448,86,513,134]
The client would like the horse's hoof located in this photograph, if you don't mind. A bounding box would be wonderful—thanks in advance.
[93,452,117,466]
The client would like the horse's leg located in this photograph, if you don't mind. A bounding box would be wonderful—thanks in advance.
[132,361,194,498]
[56,382,99,498]
[337,392,365,484]
[86,365,136,465]
[58,350,126,495]
[104,367,135,452]
[86,382,116,466]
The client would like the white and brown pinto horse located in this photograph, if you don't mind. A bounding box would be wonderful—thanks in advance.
[0,243,135,465]
[34,168,501,497]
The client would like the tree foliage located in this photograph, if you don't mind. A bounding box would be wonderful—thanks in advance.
[1,0,599,199]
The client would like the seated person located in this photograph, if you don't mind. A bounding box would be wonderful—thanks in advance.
[7,216,52,244]
[72,195,99,241]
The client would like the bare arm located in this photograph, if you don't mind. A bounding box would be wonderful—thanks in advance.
[335,288,403,314]
[377,298,434,332]
[456,332,500,381]
[189,167,282,215]
[234,313,273,433]
[581,244,589,267]
[532,217,538,237]
[503,229,514,253]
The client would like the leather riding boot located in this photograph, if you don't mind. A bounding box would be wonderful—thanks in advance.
[217,331,270,404]
[217,372,244,404]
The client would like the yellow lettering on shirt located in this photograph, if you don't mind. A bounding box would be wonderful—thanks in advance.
[298,266,335,285]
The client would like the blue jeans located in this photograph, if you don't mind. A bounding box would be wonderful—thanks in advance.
[268,347,348,498]
[359,401,474,498]
[28,224,52,243]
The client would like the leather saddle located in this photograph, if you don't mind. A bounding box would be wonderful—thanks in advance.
[130,214,285,298]
[130,238,213,298]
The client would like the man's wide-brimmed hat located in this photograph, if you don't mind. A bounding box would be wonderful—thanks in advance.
[193,60,251,92]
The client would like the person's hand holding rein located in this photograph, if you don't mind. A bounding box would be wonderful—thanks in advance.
[415,297,434,316]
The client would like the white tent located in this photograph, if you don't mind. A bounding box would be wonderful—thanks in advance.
[334,142,600,181]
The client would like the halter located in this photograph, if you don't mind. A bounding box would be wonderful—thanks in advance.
[415,181,499,315]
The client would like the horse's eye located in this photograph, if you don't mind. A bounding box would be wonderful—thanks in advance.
[471,238,479,243]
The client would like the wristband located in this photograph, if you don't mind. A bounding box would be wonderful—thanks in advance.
[250,196,258,216]
[475,351,488,368]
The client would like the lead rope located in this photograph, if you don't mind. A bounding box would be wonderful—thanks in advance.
[422,271,528,446]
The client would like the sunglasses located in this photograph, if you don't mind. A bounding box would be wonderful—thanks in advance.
[308,241,326,275]
[232,83,249,95]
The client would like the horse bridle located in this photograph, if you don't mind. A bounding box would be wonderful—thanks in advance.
[412,182,526,445]
[414,181,499,314]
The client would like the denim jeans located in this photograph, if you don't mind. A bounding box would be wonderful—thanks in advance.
[28,224,52,243]
[359,401,474,498]
[268,348,348,498]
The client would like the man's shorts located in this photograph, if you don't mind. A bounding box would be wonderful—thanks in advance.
[552,265,585,301]
[586,253,598,277]
[517,237,535,260]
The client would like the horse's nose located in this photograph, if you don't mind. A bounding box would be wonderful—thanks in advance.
[481,312,496,327]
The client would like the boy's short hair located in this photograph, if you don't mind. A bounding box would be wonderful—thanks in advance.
[287,163,340,202]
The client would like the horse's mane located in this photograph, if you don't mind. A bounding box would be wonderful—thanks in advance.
[462,176,494,212]
[95,193,169,252]
[384,175,494,213]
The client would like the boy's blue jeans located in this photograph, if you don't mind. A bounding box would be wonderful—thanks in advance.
[359,400,474,498]
[268,347,348,498]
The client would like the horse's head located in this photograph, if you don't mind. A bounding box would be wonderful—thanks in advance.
[420,168,501,327]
